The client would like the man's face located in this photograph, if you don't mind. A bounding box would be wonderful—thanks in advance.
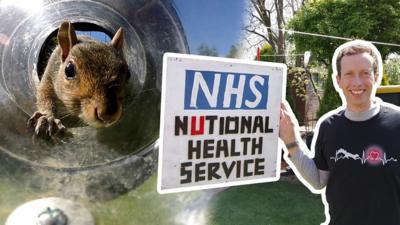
[336,52,378,112]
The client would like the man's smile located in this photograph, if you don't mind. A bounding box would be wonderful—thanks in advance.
[349,89,365,95]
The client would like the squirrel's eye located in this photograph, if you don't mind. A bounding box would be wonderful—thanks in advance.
[65,62,76,79]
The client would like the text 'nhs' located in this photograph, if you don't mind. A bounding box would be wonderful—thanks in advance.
[184,70,269,110]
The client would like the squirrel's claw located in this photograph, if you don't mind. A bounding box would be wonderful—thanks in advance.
[35,116,48,135]
[49,118,66,136]
[27,111,43,128]
[28,112,66,137]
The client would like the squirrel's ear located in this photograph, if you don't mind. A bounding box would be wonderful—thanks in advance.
[111,28,124,50]
[58,21,78,61]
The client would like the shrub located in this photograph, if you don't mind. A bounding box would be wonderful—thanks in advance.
[317,68,341,119]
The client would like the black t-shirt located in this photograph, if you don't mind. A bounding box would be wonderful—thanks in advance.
[314,105,400,225]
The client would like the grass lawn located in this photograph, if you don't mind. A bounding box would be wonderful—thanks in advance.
[207,181,325,225]
[1,175,325,225]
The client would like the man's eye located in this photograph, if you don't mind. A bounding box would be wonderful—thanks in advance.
[363,71,371,76]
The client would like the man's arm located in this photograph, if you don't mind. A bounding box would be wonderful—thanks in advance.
[279,101,329,190]
[289,146,329,189]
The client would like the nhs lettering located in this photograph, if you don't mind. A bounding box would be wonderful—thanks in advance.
[184,70,269,110]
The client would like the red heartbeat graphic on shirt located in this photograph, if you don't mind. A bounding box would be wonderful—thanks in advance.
[330,146,397,166]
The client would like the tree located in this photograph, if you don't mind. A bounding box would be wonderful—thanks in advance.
[226,45,240,58]
[197,44,219,56]
[288,0,400,117]
[244,0,304,63]
[384,59,400,85]
[258,44,278,62]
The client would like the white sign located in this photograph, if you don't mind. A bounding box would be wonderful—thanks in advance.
[158,53,286,194]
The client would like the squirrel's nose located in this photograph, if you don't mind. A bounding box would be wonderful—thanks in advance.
[95,104,120,124]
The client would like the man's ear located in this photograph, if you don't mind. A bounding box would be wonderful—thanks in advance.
[335,75,342,92]
[58,21,78,62]
[336,75,341,87]
[111,28,124,50]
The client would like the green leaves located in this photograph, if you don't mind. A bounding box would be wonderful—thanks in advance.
[288,0,400,117]
[289,0,400,62]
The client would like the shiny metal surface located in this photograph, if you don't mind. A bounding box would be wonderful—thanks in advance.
[6,197,94,225]
[0,0,188,199]
[36,207,68,225]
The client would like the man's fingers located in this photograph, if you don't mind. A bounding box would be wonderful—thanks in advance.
[281,102,287,111]
[280,101,297,126]
[282,100,298,117]
[280,108,285,120]
[281,102,291,120]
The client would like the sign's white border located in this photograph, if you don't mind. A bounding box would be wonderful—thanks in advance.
[157,53,287,194]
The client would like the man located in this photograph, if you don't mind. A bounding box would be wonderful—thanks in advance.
[279,40,400,225]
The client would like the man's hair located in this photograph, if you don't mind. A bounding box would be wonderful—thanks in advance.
[336,43,379,76]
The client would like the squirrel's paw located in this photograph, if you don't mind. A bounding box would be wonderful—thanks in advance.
[27,112,66,136]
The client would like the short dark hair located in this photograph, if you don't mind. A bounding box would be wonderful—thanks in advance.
[336,44,378,76]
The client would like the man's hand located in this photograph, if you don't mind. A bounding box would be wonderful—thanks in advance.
[279,101,301,154]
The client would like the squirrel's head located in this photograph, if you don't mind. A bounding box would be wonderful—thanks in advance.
[55,21,130,128]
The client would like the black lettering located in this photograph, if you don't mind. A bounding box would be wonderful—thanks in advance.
[236,160,241,177]
[225,116,239,134]
[252,137,263,155]
[240,116,252,134]
[219,117,225,135]
[175,116,188,135]
[243,159,254,177]
[180,162,192,184]
[241,137,251,155]
[216,139,229,158]
[222,161,236,178]
[205,116,217,134]
[203,139,214,158]
[188,140,201,160]
[252,116,264,133]
[230,139,240,157]
[208,163,221,180]
[254,158,265,175]
[195,162,206,182]
[264,116,274,133]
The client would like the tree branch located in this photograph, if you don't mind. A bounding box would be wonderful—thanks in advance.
[245,28,271,44]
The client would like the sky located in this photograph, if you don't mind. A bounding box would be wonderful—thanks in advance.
[173,0,246,57]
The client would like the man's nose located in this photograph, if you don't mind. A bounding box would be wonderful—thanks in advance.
[352,74,363,85]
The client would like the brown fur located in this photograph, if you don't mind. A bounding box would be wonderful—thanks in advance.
[29,21,129,136]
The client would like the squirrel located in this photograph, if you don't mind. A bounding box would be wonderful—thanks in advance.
[27,21,130,136]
